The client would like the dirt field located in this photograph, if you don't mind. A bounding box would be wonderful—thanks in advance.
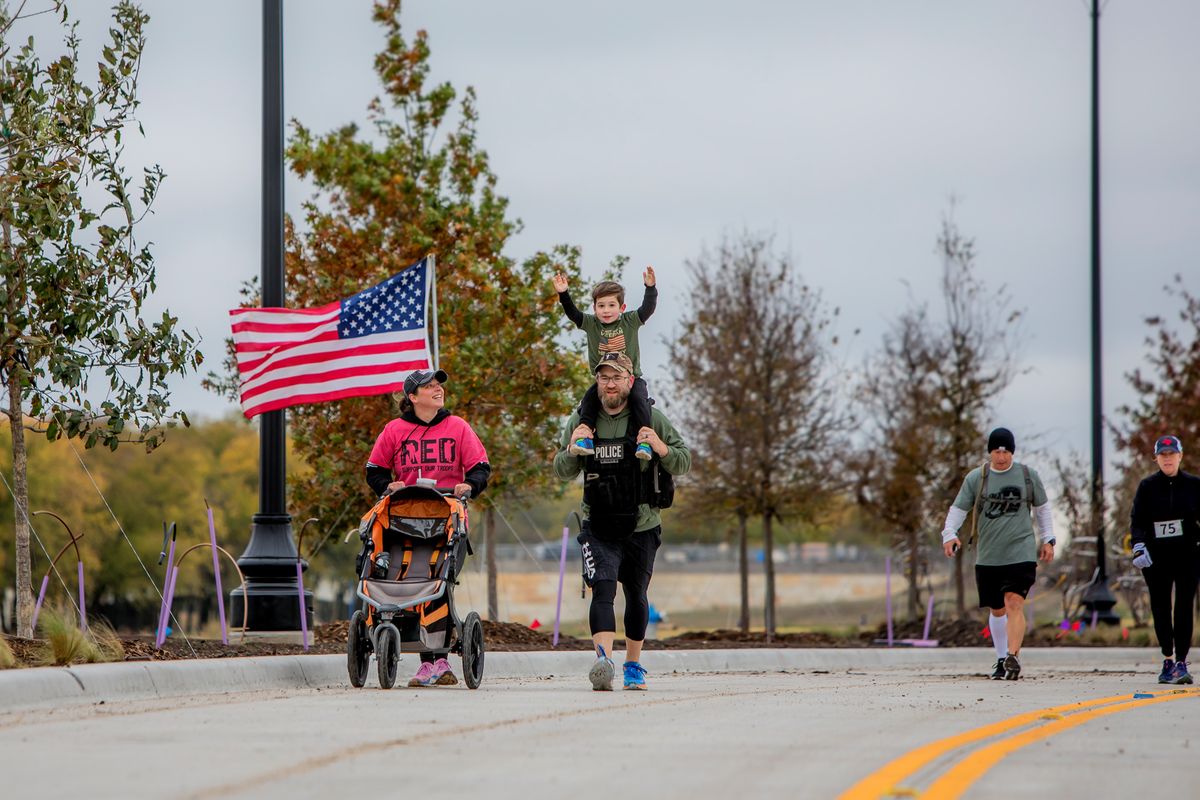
[0,615,1142,668]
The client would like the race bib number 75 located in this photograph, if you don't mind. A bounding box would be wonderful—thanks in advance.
[1154,519,1183,539]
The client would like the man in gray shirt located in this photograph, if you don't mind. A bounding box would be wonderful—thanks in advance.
[941,427,1055,680]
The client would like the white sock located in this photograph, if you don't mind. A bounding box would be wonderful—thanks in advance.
[989,614,1008,659]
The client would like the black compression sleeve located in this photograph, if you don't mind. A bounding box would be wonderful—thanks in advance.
[637,284,658,324]
[366,465,392,497]
[464,461,492,498]
[558,291,585,328]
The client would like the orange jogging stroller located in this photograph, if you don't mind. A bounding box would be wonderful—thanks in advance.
[347,481,484,689]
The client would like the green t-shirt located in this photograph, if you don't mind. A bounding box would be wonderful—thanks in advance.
[582,310,644,376]
[952,463,1048,566]
[553,405,691,532]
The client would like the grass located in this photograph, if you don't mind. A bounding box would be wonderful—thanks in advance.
[0,635,14,669]
[34,608,124,666]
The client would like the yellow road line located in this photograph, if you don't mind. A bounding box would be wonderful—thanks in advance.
[838,689,1198,800]
[922,689,1200,799]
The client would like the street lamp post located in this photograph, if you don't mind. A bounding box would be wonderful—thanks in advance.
[1080,0,1119,625]
[229,0,312,631]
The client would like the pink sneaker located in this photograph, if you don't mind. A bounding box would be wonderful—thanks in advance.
[408,661,438,687]
[433,657,458,686]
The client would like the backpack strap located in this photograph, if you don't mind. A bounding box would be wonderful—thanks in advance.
[1022,464,1034,510]
[968,462,990,548]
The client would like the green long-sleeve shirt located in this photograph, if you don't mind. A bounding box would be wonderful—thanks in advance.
[553,404,691,532]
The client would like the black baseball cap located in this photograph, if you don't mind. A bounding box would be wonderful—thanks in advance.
[1154,435,1182,455]
[403,368,447,395]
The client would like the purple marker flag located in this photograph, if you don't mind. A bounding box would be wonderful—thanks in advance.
[296,560,310,651]
[157,566,180,649]
[553,525,570,647]
[32,575,50,632]
[206,506,228,644]
[77,561,87,632]
[155,537,177,647]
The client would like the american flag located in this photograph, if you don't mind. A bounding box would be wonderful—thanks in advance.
[231,258,434,418]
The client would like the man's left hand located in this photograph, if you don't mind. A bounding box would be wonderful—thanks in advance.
[1038,542,1054,563]
[643,266,656,287]
[637,426,668,457]
[453,483,472,500]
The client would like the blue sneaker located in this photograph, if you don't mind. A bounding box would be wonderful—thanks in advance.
[1157,658,1176,684]
[623,660,648,690]
[569,437,595,456]
[589,645,615,691]
[635,442,653,461]
[1169,660,1193,685]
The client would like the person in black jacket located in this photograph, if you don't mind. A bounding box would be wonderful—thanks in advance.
[1129,434,1200,685]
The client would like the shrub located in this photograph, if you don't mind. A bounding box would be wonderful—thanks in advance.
[0,636,15,669]
[35,608,124,666]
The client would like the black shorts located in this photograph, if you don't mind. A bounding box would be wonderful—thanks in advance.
[578,522,661,588]
[975,562,1037,610]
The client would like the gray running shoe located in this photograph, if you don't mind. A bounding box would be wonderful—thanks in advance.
[589,645,615,691]
[1003,653,1021,681]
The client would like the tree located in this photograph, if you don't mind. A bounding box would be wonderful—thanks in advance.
[206,0,588,620]
[927,210,1023,616]
[855,208,1023,619]
[1114,275,1200,478]
[668,232,848,638]
[1,2,201,637]
[855,306,943,620]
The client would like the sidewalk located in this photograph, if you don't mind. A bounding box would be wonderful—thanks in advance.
[0,647,1162,712]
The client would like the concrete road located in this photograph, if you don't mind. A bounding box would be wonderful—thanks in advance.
[1,652,1196,799]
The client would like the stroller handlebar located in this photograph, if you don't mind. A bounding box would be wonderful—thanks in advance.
[381,483,472,505]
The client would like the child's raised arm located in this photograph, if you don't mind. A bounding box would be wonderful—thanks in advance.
[553,271,585,328]
[637,266,658,324]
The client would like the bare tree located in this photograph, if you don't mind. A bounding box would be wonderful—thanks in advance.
[856,207,1023,619]
[669,232,848,639]
[855,306,944,619]
[929,210,1024,616]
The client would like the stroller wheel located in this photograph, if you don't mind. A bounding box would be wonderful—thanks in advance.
[377,625,400,690]
[461,611,485,689]
[346,610,370,688]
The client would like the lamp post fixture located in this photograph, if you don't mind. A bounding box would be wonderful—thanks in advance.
[229,0,313,631]
[1079,0,1119,625]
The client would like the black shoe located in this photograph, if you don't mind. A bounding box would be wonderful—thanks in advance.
[1003,653,1021,681]
[991,658,1006,680]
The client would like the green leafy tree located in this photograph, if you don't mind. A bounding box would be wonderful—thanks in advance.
[0,2,201,636]
[206,0,588,619]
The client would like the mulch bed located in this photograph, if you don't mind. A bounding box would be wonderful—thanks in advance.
[0,617,1137,669]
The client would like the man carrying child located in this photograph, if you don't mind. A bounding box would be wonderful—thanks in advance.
[552,267,657,460]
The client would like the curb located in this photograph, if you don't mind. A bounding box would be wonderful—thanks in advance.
[0,647,1160,712]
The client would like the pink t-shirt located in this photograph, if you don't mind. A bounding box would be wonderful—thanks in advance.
[367,414,489,489]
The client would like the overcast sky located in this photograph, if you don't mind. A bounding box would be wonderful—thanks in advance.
[26,1,1200,473]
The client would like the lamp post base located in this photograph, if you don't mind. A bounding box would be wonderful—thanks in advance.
[230,513,313,632]
[1077,578,1121,626]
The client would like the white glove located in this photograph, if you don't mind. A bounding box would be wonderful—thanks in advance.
[1132,543,1152,570]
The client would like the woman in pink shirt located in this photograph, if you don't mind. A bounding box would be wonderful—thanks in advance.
[365,368,490,686]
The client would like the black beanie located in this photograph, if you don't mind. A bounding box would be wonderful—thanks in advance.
[987,427,1016,454]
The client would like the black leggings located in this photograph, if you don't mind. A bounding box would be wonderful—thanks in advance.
[1143,559,1198,661]
[589,578,651,642]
